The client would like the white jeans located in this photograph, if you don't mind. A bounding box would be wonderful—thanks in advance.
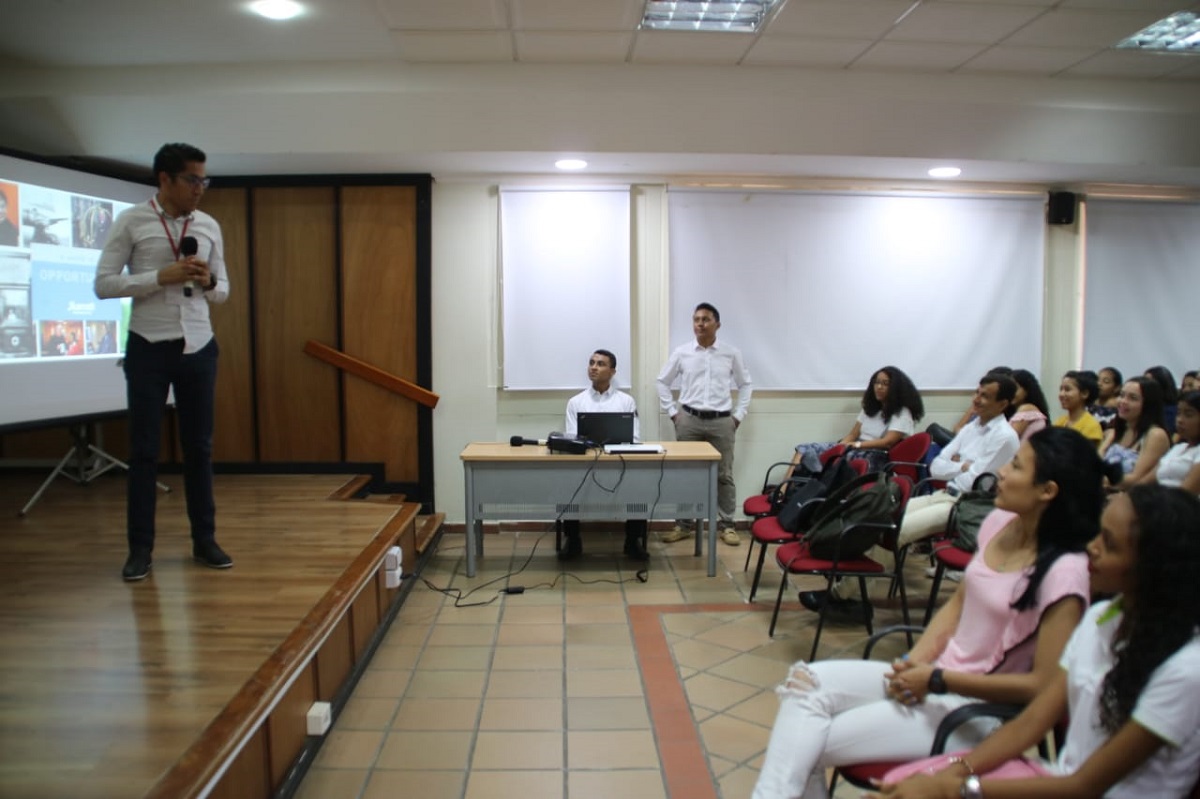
[896,490,959,547]
[751,659,994,799]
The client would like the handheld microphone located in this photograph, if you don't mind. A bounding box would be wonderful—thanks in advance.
[509,435,547,447]
[180,235,199,297]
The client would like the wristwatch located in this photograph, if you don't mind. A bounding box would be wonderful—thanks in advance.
[960,774,983,799]
[928,668,948,694]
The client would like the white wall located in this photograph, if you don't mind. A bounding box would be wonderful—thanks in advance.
[431,182,1084,524]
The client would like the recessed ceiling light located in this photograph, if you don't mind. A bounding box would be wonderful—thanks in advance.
[641,0,781,33]
[928,166,962,179]
[1117,11,1200,53]
[555,159,588,171]
[248,0,305,21]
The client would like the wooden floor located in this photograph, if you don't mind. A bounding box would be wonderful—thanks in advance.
[0,471,408,799]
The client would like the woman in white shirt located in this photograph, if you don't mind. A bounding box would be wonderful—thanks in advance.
[784,365,924,479]
[1143,390,1200,495]
[877,484,1200,799]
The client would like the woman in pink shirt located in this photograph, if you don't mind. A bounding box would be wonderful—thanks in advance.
[752,427,1104,799]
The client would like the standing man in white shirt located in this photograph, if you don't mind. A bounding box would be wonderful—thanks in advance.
[561,349,647,561]
[95,142,231,582]
[898,372,1020,547]
[656,303,753,546]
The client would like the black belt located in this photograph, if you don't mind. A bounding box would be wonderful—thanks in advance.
[682,404,730,420]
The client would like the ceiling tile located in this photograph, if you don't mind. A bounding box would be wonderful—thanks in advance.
[851,41,989,72]
[957,45,1097,75]
[376,0,508,30]
[391,31,514,61]
[1059,0,1194,10]
[767,0,914,39]
[1004,8,1173,48]
[515,32,633,62]
[1062,49,1199,78]
[509,0,644,31]
[743,36,873,67]
[630,31,755,64]
[887,2,1047,44]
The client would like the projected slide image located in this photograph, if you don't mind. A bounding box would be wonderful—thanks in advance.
[0,251,33,358]
[21,187,71,248]
[0,182,18,247]
[39,320,86,357]
[72,196,114,250]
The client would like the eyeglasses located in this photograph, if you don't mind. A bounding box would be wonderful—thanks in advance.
[176,174,211,190]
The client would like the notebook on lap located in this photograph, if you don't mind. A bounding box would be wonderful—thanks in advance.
[577,411,636,446]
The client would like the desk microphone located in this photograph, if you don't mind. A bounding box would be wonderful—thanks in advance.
[181,235,199,297]
[510,436,547,447]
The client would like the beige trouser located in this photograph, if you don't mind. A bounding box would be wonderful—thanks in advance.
[674,411,737,521]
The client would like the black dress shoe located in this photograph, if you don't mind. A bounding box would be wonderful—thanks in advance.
[623,535,650,562]
[122,550,152,582]
[799,590,830,612]
[557,535,583,561]
[193,541,233,569]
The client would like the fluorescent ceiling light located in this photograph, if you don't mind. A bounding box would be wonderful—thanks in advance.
[1116,11,1200,53]
[555,159,588,171]
[641,1,781,33]
[928,166,962,179]
[248,0,305,21]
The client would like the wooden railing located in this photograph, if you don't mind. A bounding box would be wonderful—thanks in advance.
[303,340,439,409]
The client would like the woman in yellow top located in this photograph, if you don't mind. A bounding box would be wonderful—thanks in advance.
[1054,370,1103,447]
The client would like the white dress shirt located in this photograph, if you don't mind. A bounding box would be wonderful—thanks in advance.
[94,198,228,354]
[565,385,640,441]
[655,339,753,421]
[931,414,1019,493]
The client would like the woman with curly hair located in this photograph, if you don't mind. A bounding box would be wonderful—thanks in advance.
[1009,369,1050,442]
[876,484,1200,799]
[783,365,925,479]
[1100,376,1171,490]
[752,427,1102,799]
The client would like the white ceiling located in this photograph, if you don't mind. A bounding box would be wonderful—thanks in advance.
[0,0,1198,187]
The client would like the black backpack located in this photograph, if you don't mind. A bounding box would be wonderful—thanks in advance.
[804,473,902,560]
[946,473,999,552]
[776,456,860,533]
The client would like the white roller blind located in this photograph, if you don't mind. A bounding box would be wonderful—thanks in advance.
[1083,200,1200,380]
[500,187,631,390]
[667,190,1045,390]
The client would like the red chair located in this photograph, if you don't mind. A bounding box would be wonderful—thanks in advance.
[745,456,866,602]
[741,445,847,521]
[884,432,931,485]
[768,474,914,660]
[923,541,973,625]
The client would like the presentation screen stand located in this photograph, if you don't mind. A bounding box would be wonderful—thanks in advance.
[19,423,170,516]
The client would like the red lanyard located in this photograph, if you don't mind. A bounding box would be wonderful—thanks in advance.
[150,198,190,259]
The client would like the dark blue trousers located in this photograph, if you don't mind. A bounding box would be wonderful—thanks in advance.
[123,332,218,553]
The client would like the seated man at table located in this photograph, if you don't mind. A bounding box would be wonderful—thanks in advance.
[561,349,648,561]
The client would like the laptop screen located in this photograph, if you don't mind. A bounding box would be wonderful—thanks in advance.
[577,412,636,445]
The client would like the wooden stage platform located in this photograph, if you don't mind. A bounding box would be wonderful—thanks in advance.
[0,472,432,799]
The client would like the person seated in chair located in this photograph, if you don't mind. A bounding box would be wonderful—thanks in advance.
[559,349,648,561]
[752,427,1103,799]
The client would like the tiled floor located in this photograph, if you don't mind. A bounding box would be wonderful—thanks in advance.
[295,526,937,799]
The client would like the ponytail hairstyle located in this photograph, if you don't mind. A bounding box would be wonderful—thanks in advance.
[1099,485,1200,732]
[1011,427,1105,611]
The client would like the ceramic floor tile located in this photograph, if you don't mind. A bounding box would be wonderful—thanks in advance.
[670,638,742,671]
[565,644,637,670]
[708,652,793,687]
[723,689,782,729]
[568,769,667,799]
[501,605,565,624]
[496,623,565,646]
[380,623,431,647]
[292,768,368,799]
[404,669,488,698]
[426,624,498,647]
[718,764,763,799]
[698,712,772,764]
[368,644,422,670]
[563,589,625,605]
[564,623,631,646]
[463,770,564,799]
[485,669,564,699]
[566,668,643,698]
[390,697,482,731]
[310,729,385,770]
[567,730,659,769]
[564,604,628,624]
[435,605,502,625]
[415,645,495,671]
[566,697,650,730]
[478,697,563,730]
[684,672,762,713]
[491,645,564,670]
[335,696,401,731]
[660,612,728,637]
[362,769,465,799]
[471,730,563,770]
[374,730,473,770]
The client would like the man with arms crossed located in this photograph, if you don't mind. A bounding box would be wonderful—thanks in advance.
[560,349,648,561]
[656,302,752,546]
[95,142,231,582]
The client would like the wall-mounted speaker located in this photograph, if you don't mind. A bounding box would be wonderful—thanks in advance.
[1047,191,1076,226]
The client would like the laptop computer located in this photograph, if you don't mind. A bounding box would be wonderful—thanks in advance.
[576,411,636,446]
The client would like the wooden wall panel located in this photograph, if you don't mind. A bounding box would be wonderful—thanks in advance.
[315,615,352,701]
[350,581,380,663]
[252,187,340,462]
[203,187,256,461]
[267,662,317,792]
[210,726,270,799]
[340,186,419,483]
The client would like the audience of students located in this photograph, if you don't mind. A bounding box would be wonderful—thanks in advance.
[1053,370,1103,447]
[875,485,1200,799]
[1092,366,1122,428]
[752,428,1104,799]
[1099,377,1171,490]
[1144,390,1200,495]
[1143,365,1179,434]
